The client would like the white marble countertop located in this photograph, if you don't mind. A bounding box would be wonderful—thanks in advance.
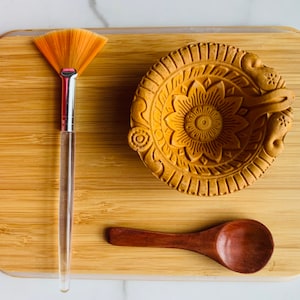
[1,0,300,299]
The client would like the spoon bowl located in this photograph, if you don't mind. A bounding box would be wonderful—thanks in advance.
[215,220,274,273]
[107,219,274,274]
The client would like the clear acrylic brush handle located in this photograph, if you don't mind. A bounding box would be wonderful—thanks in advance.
[59,69,77,292]
[59,131,75,292]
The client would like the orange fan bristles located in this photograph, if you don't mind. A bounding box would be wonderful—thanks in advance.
[33,28,107,76]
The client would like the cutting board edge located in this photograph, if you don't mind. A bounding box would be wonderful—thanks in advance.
[1,25,299,38]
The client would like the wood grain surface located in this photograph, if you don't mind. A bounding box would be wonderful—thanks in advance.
[0,27,300,279]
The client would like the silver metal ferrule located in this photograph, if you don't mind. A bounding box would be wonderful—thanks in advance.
[60,68,78,132]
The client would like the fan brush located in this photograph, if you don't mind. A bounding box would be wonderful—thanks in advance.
[34,28,107,292]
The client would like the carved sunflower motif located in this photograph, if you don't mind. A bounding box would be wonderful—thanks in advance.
[165,80,248,163]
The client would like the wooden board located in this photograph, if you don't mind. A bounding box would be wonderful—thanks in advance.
[0,27,300,279]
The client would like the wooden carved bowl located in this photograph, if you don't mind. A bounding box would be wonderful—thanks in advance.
[128,43,295,196]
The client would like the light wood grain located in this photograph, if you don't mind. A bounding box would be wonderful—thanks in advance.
[0,27,300,278]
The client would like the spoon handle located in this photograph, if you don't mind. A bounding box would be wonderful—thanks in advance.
[108,227,190,249]
[107,226,221,256]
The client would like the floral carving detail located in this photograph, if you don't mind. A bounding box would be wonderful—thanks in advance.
[166,80,248,163]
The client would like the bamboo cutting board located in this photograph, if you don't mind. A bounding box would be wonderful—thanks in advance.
[0,27,300,279]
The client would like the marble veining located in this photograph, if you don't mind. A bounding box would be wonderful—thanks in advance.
[88,0,110,27]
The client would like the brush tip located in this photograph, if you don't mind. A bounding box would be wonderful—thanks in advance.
[33,28,107,76]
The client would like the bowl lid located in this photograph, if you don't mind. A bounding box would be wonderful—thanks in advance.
[128,42,294,196]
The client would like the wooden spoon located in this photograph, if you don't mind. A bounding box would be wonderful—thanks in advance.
[107,219,274,273]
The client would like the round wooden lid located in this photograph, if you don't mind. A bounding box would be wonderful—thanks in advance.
[128,42,295,196]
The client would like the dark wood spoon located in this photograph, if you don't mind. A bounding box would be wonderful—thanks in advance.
[107,219,274,273]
